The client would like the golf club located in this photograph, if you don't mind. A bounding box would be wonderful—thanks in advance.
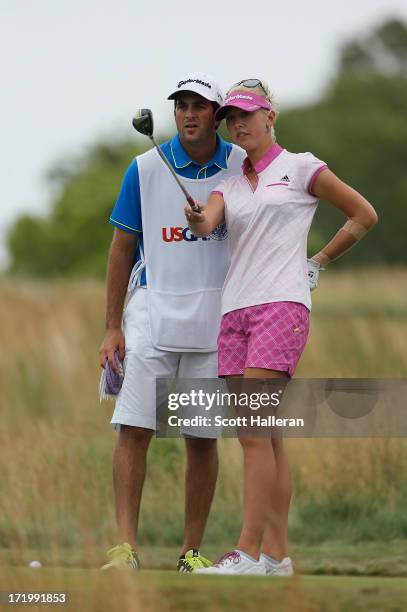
[132,109,202,213]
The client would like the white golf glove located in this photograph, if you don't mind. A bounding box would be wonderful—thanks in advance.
[307,258,324,291]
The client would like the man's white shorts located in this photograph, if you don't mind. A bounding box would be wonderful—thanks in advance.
[110,288,219,435]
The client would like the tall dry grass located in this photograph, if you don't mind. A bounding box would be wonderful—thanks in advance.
[1,269,407,565]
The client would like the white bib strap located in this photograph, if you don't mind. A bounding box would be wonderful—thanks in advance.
[128,243,145,293]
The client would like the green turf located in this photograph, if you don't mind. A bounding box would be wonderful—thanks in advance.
[1,567,406,612]
[2,541,407,577]
[2,542,407,611]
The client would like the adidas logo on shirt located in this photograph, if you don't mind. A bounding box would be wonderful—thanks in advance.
[280,175,290,182]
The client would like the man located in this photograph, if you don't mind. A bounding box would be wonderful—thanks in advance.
[99,72,246,571]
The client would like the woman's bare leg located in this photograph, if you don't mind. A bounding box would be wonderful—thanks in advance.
[262,436,292,560]
[230,368,290,560]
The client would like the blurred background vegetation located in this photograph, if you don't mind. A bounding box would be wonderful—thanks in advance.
[5,18,407,277]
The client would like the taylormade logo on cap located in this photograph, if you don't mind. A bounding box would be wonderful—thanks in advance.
[168,72,223,105]
[177,78,211,89]
[225,93,254,102]
[215,91,273,121]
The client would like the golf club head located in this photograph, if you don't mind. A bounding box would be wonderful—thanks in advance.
[132,108,154,137]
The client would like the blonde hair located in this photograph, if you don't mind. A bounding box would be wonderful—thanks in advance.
[227,80,279,140]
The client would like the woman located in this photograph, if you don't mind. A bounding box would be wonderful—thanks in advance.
[185,79,378,576]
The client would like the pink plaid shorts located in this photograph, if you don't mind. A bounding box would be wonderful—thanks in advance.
[218,301,310,377]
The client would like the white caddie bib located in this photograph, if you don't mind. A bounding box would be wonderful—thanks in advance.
[136,145,244,352]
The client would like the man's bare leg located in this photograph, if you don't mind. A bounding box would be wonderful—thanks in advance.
[181,437,218,555]
[113,425,153,548]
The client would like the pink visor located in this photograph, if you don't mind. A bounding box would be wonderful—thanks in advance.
[215,92,272,121]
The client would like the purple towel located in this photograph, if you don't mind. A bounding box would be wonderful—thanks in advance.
[99,351,124,401]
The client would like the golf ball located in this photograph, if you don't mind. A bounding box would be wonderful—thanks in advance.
[29,560,42,568]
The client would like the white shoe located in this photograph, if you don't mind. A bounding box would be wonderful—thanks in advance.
[260,554,294,576]
[194,550,266,575]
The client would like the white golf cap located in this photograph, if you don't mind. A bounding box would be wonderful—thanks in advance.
[168,72,223,106]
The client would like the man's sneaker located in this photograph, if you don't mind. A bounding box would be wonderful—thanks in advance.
[194,550,266,575]
[101,542,140,570]
[177,549,212,573]
[260,554,294,576]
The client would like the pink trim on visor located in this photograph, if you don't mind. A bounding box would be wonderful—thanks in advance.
[215,92,272,121]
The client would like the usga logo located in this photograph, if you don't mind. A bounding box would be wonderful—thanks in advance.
[162,224,228,242]
[162,226,210,242]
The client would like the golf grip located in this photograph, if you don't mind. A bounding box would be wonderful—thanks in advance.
[186,195,200,211]
[151,137,202,213]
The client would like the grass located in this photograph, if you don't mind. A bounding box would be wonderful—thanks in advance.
[2,541,407,576]
[1,268,407,583]
[1,566,407,612]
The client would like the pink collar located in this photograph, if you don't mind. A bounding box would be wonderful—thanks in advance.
[242,143,283,175]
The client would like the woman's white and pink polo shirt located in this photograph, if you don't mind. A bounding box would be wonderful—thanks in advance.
[213,143,327,316]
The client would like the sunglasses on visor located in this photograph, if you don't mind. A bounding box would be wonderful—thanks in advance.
[226,79,268,96]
